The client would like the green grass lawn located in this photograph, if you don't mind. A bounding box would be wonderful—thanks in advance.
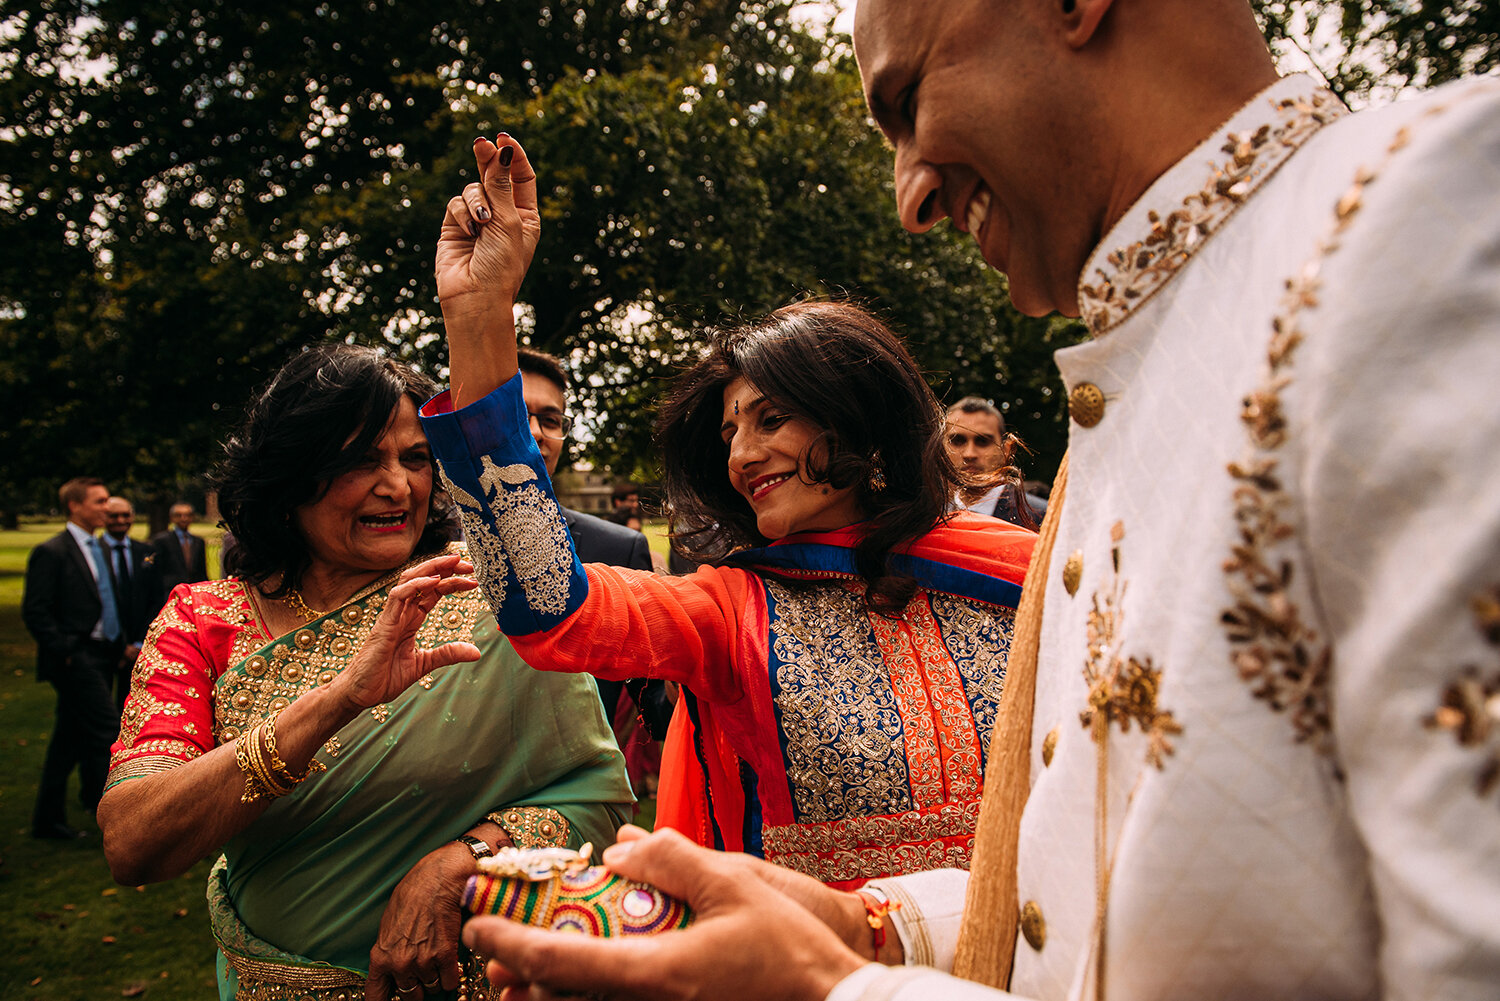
[1,521,222,1001]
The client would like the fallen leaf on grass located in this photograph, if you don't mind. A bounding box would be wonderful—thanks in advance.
[63,904,75,911]
[159,971,169,979]
[172,908,188,918]
[79,910,90,917]
[122,980,147,997]
[29,978,41,986]
[102,935,116,944]
[16,738,27,746]
[135,885,146,893]
[101,888,118,896]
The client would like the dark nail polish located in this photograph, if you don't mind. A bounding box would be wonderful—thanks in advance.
[499,146,514,167]
[468,220,478,238]
[478,206,491,221]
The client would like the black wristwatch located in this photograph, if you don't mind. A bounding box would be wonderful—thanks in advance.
[454,834,494,861]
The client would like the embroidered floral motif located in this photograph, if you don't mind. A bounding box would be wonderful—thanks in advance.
[928,594,1012,761]
[440,456,575,619]
[1218,178,1352,750]
[767,580,914,824]
[1426,586,1500,798]
[1078,87,1346,336]
[108,737,203,774]
[493,807,570,849]
[876,598,985,806]
[1081,523,1182,768]
[214,557,485,741]
[441,466,511,612]
[762,800,980,883]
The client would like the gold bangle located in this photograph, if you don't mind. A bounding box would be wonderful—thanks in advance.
[235,727,274,803]
[262,709,326,789]
[248,722,291,797]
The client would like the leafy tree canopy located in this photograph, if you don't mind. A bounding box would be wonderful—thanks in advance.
[1,1,1493,524]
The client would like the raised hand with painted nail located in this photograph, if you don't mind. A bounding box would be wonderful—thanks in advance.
[435,135,541,407]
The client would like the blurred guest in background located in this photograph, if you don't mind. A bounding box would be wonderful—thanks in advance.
[101,495,164,710]
[150,501,210,589]
[944,397,1041,529]
[23,476,118,839]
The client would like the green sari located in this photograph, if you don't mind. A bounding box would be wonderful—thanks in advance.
[205,557,633,1000]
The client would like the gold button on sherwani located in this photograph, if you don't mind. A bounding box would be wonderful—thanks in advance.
[1068,382,1106,427]
[1020,900,1047,951]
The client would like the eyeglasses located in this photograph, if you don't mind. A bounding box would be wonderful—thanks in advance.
[528,410,574,440]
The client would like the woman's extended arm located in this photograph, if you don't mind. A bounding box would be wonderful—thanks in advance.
[434,135,540,409]
[98,556,480,885]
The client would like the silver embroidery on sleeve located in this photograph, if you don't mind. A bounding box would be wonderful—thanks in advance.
[439,456,575,619]
[439,465,512,613]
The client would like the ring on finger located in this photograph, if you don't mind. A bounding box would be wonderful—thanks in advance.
[395,985,421,997]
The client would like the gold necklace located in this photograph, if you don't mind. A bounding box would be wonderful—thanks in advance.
[283,587,330,622]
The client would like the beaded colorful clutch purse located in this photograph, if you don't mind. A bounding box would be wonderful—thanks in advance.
[462,844,693,936]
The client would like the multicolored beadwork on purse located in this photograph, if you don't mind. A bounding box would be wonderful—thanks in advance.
[461,846,693,936]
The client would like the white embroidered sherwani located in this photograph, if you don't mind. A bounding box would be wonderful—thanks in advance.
[829,73,1500,1001]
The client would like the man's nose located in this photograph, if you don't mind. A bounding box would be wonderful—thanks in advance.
[895,145,945,233]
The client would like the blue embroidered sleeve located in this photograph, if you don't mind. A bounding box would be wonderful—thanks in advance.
[419,374,588,635]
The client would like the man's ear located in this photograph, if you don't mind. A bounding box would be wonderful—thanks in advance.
[1062,0,1115,48]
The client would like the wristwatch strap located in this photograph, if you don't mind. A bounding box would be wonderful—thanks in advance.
[454,834,494,860]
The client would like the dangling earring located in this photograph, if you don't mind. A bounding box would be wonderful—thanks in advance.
[868,452,888,493]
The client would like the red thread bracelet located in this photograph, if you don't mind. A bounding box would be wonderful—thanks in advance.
[854,890,902,954]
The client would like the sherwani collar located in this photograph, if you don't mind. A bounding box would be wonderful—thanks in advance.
[1077,74,1347,338]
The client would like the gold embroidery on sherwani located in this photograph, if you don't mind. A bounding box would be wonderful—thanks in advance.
[1080,522,1180,1001]
[767,580,914,823]
[1426,586,1500,798]
[1223,92,1471,755]
[1221,246,1334,749]
[1078,87,1346,336]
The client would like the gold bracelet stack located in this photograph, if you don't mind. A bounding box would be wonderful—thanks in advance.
[236,710,328,804]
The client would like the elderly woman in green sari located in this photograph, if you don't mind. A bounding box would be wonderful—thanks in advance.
[98,345,633,1001]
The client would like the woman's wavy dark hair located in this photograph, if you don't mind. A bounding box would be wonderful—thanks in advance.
[211,344,458,595]
[658,300,957,615]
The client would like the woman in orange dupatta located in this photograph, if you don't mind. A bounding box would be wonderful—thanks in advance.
[423,135,1035,889]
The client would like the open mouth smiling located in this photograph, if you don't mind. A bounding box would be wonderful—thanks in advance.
[359,512,409,531]
[748,472,794,501]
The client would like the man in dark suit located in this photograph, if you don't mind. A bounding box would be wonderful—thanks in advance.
[22,477,123,839]
[149,501,209,591]
[517,348,671,741]
[102,496,165,710]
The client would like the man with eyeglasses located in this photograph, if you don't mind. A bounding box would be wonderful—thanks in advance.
[515,348,672,747]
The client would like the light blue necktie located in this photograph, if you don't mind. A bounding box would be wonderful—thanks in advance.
[87,537,123,642]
